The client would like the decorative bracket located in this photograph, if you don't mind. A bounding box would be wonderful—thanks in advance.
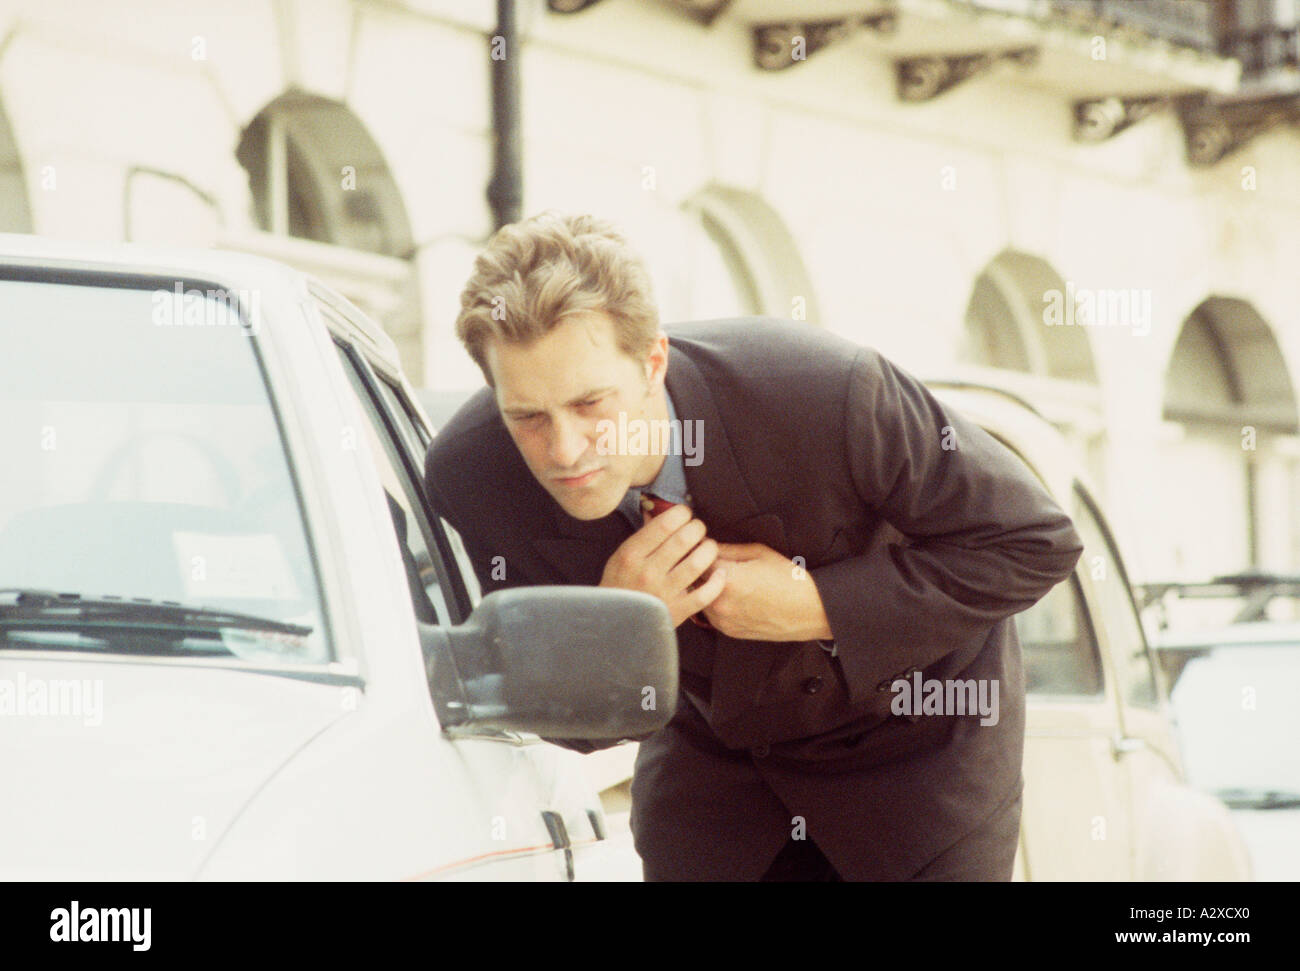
[551,0,731,20]
[1177,90,1300,166]
[546,0,606,13]
[664,0,735,27]
[895,46,1038,102]
[1073,95,1172,142]
[752,13,898,72]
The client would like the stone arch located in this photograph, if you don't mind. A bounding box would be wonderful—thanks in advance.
[235,92,413,258]
[1155,296,1300,586]
[961,249,1099,384]
[233,92,424,380]
[678,184,820,324]
[0,93,33,233]
[1163,297,1298,433]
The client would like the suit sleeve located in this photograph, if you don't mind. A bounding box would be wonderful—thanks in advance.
[809,347,1084,705]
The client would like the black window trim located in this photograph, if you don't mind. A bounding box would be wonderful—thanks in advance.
[1074,482,1166,708]
[1021,571,1107,701]
[328,335,473,623]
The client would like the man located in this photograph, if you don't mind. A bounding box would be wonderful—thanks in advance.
[424,211,1084,881]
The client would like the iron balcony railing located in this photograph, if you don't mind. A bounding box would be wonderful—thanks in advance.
[966,0,1299,77]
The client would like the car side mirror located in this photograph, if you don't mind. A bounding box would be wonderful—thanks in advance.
[426,586,678,739]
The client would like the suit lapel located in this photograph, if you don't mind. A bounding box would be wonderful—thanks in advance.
[665,349,764,535]
[666,347,789,720]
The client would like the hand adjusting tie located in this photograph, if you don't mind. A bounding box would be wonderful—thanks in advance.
[640,493,714,630]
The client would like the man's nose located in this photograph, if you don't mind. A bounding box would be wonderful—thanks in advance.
[548,414,590,469]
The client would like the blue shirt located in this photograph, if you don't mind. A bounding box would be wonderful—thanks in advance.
[616,390,691,528]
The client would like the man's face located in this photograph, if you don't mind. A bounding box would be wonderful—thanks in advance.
[487,311,668,521]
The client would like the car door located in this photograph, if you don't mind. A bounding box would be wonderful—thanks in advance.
[1014,568,1135,879]
[1070,486,1241,880]
[317,296,605,879]
[972,429,1135,880]
[344,332,612,877]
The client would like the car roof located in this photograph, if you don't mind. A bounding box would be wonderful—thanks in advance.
[0,232,400,369]
[926,381,1084,507]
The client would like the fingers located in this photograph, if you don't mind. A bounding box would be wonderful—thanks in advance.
[686,563,727,614]
[666,534,717,592]
[713,541,767,561]
[606,506,729,625]
[649,517,709,574]
[627,502,693,557]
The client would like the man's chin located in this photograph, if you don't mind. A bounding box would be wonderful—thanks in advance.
[550,488,621,521]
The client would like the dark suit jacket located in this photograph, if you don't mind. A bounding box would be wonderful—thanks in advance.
[425,318,1083,880]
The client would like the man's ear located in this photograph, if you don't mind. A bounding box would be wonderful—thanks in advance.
[644,331,669,391]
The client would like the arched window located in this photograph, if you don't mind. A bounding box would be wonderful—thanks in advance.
[1157,298,1300,605]
[233,94,422,381]
[957,250,1104,484]
[236,94,413,257]
[675,204,761,320]
[961,251,1099,384]
[666,185,819,324]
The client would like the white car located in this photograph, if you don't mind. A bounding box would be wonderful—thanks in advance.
[1154,621,1300,881]
[0,235,676,881]
[931,384,1253,880]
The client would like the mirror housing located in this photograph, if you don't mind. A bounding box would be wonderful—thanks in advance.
[428,586,678,739]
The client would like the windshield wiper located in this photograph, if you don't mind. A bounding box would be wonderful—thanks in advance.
[1214,787,1300,810]
[0,588,312,637]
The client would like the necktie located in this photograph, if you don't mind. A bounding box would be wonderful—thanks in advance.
[640,492,714,629]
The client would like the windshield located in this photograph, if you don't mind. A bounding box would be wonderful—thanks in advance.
[0,276,330,665]
[1167,643,1300,796]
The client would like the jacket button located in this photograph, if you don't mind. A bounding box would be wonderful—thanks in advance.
[801,677,824,694]
[751,744,771,758]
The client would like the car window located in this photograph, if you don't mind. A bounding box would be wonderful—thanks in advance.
[1074,488,1158,709]
[1168,644,1300,794]
[1014,574,1104,697]
[0,276,331,664]
[437,518,483,607]
[371,375,428,457]
[330,341,457,627]
[974,425,1105,699]
[369,374,483,609]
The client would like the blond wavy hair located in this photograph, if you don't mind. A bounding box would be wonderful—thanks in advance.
[455,211,660,384]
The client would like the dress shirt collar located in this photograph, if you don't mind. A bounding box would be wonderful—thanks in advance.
[616,388,690,527]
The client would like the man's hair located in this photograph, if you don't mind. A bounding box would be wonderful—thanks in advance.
[455,210,660,384]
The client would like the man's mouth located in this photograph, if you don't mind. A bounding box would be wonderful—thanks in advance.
[554,468,602,488]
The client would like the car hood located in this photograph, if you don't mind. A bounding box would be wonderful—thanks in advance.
[0,656,349,879]
[1229,807,1300,881]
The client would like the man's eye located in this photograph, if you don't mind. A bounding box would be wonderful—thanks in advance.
[576,398,602,409]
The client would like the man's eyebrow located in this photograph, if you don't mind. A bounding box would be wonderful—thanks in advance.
[501,388,615,416]
[568,386,616,403]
